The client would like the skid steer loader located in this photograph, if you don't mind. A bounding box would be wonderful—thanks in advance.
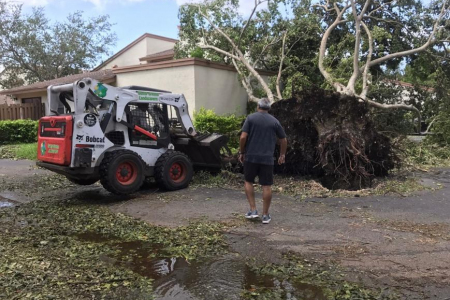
[36,78,229,195]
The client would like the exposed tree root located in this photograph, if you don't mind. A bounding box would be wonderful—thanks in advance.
[271,88,400,190]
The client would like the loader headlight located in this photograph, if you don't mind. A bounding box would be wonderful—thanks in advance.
[77,120,84,128]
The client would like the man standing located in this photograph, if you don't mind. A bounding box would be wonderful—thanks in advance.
[239,98,287,224]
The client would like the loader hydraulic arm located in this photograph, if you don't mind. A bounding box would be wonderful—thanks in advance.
[56,78,198,138]
[157,94,197,137]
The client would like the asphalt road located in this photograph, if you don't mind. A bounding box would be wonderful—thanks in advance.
[1,159,449,299]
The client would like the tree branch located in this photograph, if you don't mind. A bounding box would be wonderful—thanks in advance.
[360,20,373,99]
[239,0,267,47]
[276,31,287,100]
[232,58,259,102]
[252,35,281,68]
[347,0,364,94]
[286,34,303,54]
[318,1,352,92]
[362,15,403,26]
[333,2,342,15]
[195,5,240,50]
[366,0,448,68]
[274,30,304,99]
[360,0,372,16]
[362,98,422,133]
[368,0,396,16]
[425,115,439,134]
[313,0,333,12]
[190,3,276,102]
[198,44,240,60]
[348,0,372,93]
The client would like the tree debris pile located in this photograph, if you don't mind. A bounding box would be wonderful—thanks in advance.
[271,89,400,189]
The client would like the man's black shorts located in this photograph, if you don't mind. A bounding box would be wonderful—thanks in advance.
[244,161,274,186]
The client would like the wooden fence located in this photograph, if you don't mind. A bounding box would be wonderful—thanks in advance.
[0,103,45,121]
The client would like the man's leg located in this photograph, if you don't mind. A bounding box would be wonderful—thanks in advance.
[245,181,256,211]
[259,164,274,220]
[244,162,259,218]
[262,185,272,215]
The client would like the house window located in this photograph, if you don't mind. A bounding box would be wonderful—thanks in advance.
[22,97,41,105]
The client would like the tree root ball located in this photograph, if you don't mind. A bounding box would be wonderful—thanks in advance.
[271,88,400,190]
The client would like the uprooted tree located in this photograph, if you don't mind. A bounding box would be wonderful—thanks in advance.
[177,0,449,188]
[288,0,449,187]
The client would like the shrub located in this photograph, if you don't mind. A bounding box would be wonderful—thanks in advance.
[0,120,39,145]
[372,110,416,135]
[193,108,246,152]
[403,140,450,167]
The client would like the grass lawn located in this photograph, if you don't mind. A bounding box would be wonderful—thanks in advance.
[0,143,37,160]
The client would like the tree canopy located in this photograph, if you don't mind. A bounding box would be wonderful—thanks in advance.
[0,1,116,89]
[176,0,449,114]
[175,0,323,102]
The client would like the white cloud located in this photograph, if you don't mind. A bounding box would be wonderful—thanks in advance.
[6,0,146,9]
[82,0,146,9]
[8,0,265,14]
[5,0,52,6]
[175,0,192,5]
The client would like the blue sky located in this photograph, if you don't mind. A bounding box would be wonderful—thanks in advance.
[9,0,435,62]
[12,0,184,53]
[11,0,260,57]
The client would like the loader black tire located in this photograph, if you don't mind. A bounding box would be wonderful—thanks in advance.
[99,150,145,195]
[155,151,193,191]
[66,177,98,186]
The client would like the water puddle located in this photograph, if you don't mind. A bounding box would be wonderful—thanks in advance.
[0,194,19,208]
[77,232,327,300]
[0,201,14,208]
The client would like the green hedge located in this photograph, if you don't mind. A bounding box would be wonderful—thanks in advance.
[0,120,39,145]
[194,108,245,152]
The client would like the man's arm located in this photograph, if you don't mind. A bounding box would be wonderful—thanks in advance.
[278,138,287,165]
[239,132,248,164]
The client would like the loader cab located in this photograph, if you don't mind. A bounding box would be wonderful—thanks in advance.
[125,102,171,148]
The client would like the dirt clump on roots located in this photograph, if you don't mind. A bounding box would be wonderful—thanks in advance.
[271,88,400,190]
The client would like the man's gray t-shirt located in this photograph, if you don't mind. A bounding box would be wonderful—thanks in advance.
[242,112,286,165]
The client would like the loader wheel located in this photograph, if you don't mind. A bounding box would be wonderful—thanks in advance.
[67,177,98,186]
[100,150,144,195]
[155,151,193,191]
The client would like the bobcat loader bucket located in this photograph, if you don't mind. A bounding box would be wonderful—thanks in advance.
[171,133,230,169]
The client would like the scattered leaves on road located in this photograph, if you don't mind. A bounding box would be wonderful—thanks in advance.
[0,195,227,299]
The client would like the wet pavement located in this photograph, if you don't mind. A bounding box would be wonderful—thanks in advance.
[1,159,450,299]
[76,232,327,300]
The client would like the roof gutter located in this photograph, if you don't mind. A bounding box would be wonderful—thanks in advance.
[113,58,277,76]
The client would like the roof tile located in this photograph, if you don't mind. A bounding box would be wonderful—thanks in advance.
[139,49,175,62]
[0,69,116,95]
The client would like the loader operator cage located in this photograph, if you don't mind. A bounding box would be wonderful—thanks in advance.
[126,103,170,147]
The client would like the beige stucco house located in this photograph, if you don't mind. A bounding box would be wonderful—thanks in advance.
[0,33,273,116]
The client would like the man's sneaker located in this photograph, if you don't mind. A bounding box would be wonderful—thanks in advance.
[245,210,259,219]
[262,215,271,224]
